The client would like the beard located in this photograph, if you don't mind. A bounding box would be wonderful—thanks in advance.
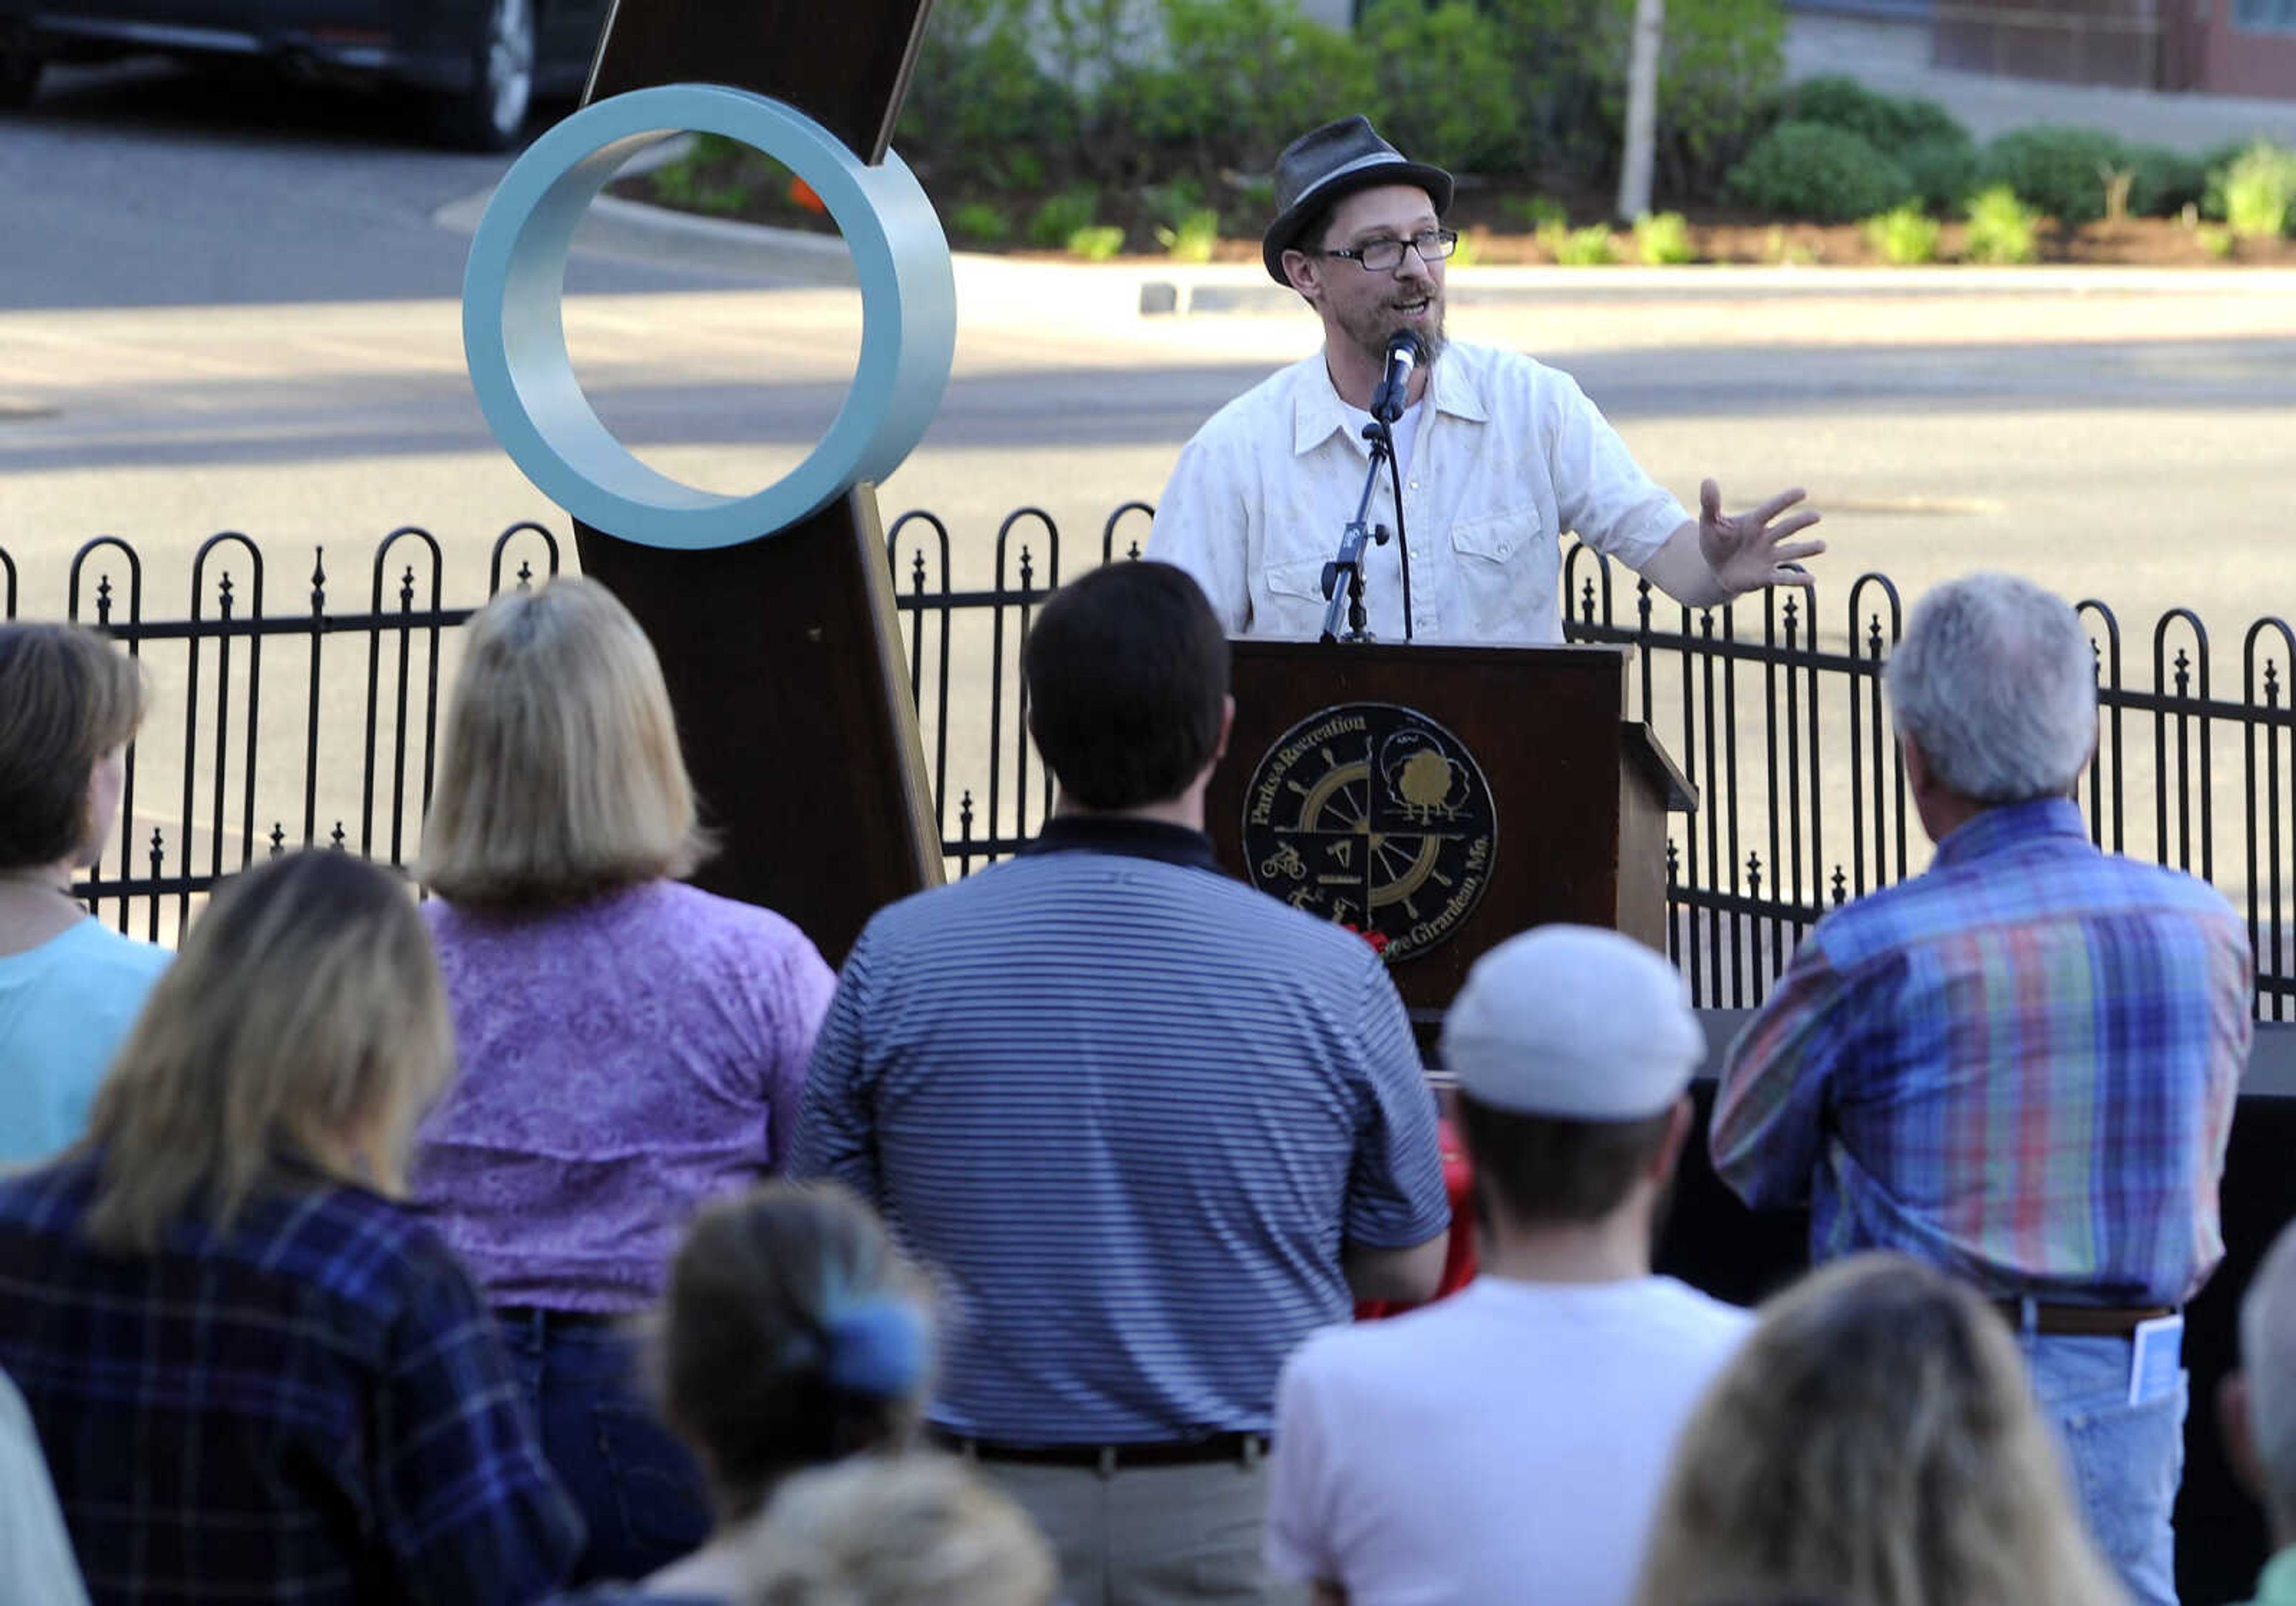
[1338,290,1446,373]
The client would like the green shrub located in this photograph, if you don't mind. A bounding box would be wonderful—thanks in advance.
[2125,144,2208,218]
[1140,178,1208,230]
[1028,187,1100,249]
[1450,228,1487,268]
[1863,203,1940,264]
[1979,126,2123,223]
[1761,224,1818,265]
[949,202,1012,246]
[1962,184,2040,264]
[1726,121,1912,222]
[2197,222,2236,259]
[1359,0,1522,173]
[2196,138,2252,218]
[1154,207,1221,262]
[1502,195,1571,231]
[1634,211,1697,264]
[1767,77,1973,210]
[2217,141,2296,239]
[1482,0,1782,200]
[1067,225,1128,261]
[1898,135,1979,213]
[1113,0,1375,180]
[1556,225,1622,265]
[1779,75,1968,150]
[896,0,1077,193]
[1628,0,1788,200]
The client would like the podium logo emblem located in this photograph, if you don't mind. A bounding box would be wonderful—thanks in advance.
[1242,704,1497,963]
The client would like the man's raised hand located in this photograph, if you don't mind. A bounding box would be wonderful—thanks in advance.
[1698,480,1825,597]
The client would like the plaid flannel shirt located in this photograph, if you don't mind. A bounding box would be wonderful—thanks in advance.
[0,1155,582,1604]
[1712,798,2253,1306]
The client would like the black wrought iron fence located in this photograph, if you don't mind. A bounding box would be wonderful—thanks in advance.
[6,523,562,945]
[8,507,2294,1018]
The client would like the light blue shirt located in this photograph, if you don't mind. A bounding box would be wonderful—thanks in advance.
[0,1368,88,1604]
[0,919,169,1166]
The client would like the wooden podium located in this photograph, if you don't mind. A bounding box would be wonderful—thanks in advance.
[1204,640,1695,1020]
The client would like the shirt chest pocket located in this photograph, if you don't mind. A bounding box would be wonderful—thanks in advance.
[1449,506,1542,566]
[1449,505,1560,642]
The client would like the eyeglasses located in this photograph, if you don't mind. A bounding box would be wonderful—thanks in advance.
[1318,228,1459,273]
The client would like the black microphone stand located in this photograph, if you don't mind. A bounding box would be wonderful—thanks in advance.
[1320,413,1399,645]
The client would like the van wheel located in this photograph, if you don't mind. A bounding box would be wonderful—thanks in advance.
[0,44,42,109]
[428,0,534,151]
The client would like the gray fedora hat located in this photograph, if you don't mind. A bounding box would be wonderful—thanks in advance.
[1261,115,1454,286]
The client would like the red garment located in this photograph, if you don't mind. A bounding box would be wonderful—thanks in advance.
[1355,1116,1477,1320]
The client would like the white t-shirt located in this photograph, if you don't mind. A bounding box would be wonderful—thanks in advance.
[1266,1274,1751,1606]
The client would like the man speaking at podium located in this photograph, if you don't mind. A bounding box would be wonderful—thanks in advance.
[1149,116,1826,645]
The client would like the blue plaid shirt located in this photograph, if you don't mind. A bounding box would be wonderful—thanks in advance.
[1714,798,2253,1306]
[0,1155,583,1605]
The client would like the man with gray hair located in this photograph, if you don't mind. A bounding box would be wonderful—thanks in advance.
[1713,572,2253,1606]
[2224,1219,2296,1605]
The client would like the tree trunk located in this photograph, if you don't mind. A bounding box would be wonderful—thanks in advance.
[1616,0,1664,223]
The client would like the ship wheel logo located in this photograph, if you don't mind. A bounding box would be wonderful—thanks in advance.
[1241,704,1497,963]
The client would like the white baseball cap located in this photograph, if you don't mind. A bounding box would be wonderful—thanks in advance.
[1442,926,1705,1120]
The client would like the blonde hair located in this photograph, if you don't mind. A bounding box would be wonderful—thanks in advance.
[419,577,709,908]
[80,851,453,1254]
[0,622,147,872]
[741,1454,1057,1606]
[1632,1254,2130,1606]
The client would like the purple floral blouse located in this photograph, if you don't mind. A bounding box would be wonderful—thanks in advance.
[411,880,836,1312]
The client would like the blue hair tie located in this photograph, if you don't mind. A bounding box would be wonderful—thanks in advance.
[823,1295,930,1400]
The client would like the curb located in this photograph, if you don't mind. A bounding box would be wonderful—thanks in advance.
[434,185,2296,317]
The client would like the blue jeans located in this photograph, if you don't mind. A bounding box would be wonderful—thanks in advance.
[495,1310,714,1587]
[2023,1331,2188,1606]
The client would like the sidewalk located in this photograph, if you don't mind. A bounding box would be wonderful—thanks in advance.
[1785,10,2296,149]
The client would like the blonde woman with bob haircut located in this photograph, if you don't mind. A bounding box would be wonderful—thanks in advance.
[1632,1253,2129,1606]
[0,621,169,1165]
[0,850,582,1605]
[410,575,837,1587]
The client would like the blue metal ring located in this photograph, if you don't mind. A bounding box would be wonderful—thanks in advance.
[462,84,955,551]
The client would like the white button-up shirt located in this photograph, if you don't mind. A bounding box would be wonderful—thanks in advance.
[1147,341,1688,645]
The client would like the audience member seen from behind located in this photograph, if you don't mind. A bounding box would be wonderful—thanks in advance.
[0,851,582,1605]
[2221,1219,2296,1605]
[1267,925,1750,1606]
[792,560,1449,1605]
[573,1182,936,1605]
[744,1455,1057,1606]
[1632,1253,2129,1606]
[1712,572,2251,1606]
[0,622,166,1165]
[411,576,836,1585]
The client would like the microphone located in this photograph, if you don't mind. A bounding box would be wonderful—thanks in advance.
[1370,330,1427,425]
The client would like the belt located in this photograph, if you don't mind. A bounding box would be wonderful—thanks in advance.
[493,1305,624,1331]
[933,1429,1268,1471]
[1992,1300,2175,1337]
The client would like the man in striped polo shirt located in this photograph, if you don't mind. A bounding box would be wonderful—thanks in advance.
[790,559,1451,1606]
